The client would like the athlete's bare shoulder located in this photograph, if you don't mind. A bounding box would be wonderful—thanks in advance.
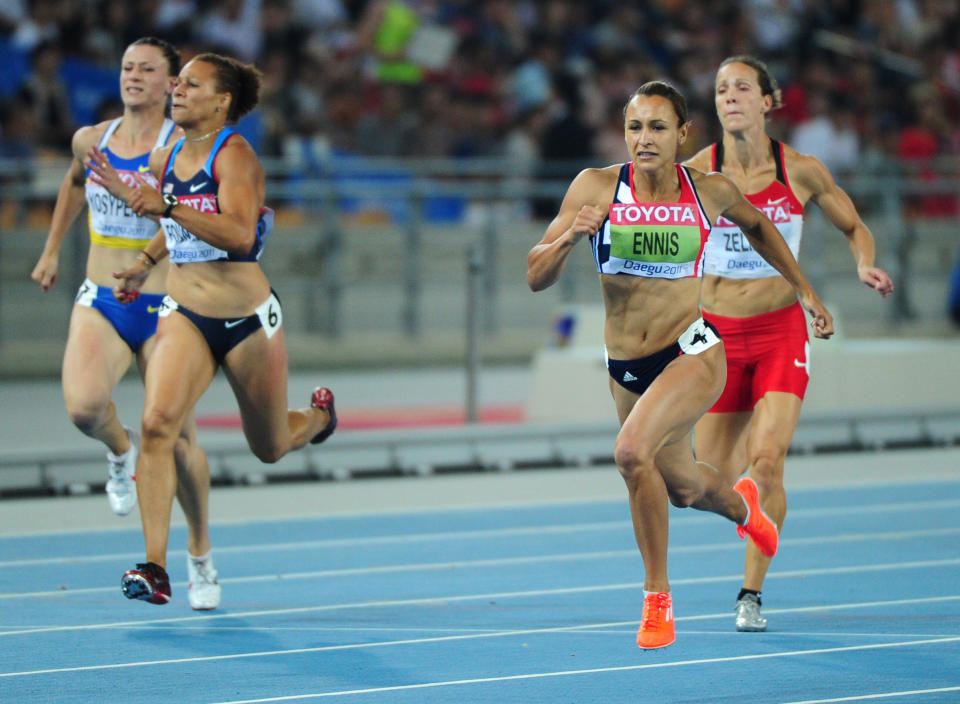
[683,145,714,172]
[568,163,622,202]
[148,140,177,177]
[163,124,185,148]
[781,142,833,196]
[70,120,114,161]
[686,167,741,221]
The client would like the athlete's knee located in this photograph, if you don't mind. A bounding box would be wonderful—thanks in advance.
[250,441,287,465]
[749,448,786,490]
[614,435,657,484]
[140,406,183,451]
[64,396,110,435]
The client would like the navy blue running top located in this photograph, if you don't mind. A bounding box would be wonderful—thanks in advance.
[159,128,273,264]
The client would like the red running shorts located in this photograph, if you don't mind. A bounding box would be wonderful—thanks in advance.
[703,302,810,413]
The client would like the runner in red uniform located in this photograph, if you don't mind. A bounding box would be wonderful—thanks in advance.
[685,56,894,632]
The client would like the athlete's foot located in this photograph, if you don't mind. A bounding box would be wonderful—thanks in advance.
[105,427,138,516]
[309,387,337,444]
[734,593,768,632]
[733,477,778,557]
[121,562,171,604]
[637,592,675,649]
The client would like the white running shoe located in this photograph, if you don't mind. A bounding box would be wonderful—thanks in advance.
[187,553,221,610]
[735,593,768,632]
[105,427,138,516]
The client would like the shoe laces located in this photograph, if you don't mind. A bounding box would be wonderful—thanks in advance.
[107,457,128,477]
[641,593,670,630]
[190,557,217,584]
[737,593,761,612]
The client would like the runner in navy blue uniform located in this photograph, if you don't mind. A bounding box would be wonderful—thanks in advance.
[526,81,834,649]
[89,52,337,606]
[31,37,222,610]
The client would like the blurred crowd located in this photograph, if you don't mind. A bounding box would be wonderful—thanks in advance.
[1,0,959,205]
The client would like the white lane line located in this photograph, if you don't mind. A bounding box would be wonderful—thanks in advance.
[2,560,958,636]
[202,638,960,703]
[3,525,959,600]
[0,597,960,678]
[3,496,960,567]
[1,591,958,674]
[0,522,628,568]
[779,686,960,703]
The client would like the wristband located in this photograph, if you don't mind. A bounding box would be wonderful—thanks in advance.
[138,251,157,267]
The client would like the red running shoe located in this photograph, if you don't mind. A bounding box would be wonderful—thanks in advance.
[121,562,171,605]
[309,387,337,444]
[637,592,675,649]
[733,477,779,557]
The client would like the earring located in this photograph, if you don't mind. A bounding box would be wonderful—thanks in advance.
[215,107,221,112]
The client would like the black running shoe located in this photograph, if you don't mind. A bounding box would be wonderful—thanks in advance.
[121,562,171,604]
[309,387,337,444]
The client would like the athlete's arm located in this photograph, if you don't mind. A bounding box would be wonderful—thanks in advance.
[793,154,894,297]
[527,168,608,292]
[706,172,834,338]
[112,229,168,304]
[127,137,264,256]
[30,127,99,291]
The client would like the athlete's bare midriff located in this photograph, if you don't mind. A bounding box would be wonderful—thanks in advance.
[601,274,702,358]
[167,259,271,318]
[85,243,168,294]
[700,273,797,318]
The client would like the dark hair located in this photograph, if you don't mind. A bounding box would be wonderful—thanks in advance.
[128,37,181,76]
[192,52,263,123]
[623,81,688,126]
[718,55,783,110]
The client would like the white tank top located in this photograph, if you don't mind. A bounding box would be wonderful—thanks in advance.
[702,139,804,279]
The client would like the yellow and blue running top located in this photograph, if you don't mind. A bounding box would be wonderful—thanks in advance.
[85,117,176,250]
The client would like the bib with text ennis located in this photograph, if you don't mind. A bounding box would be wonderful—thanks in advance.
[608,203,703,264]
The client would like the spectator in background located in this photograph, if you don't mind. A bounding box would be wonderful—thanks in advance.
[408,83,456,158]
[8,0,60,51]
[17,40,74,151]
[790,89,859,176]
[354,82,418,156]
[195,0,264,63]
[897,83,959,218]
[0,95,38,222]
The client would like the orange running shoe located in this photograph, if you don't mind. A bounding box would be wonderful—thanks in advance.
[733,477,778,557]
[636,592,675,649]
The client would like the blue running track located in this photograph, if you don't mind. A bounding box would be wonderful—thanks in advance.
[1,466,959,702]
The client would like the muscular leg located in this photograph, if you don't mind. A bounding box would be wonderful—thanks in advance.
[138,315,217,567]
[611,345,745,593]
[742,391,802,591]
[221,326,329,463]
[61,306,134,455]
[173,420,212,557]
[137,340,213,559]
[694,411,752,489]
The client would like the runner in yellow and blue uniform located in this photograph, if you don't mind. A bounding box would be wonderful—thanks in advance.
[31,37,222,611]
[526,80,834,650]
